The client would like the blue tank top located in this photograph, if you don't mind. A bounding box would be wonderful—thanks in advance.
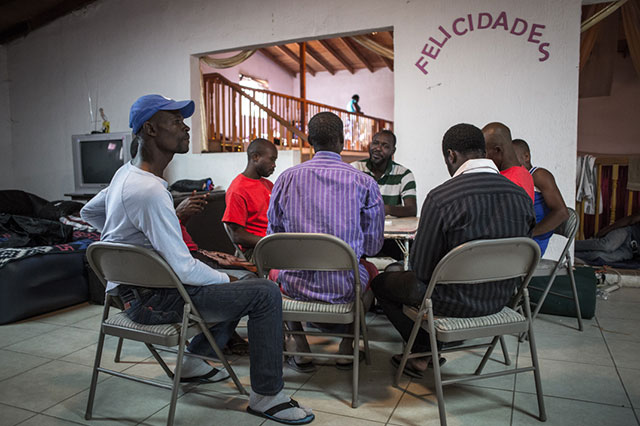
[530,167,553,255]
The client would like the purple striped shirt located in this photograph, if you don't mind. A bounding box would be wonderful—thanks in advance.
[268,151,385,304]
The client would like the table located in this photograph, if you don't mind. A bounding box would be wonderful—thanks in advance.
[383,216,419,270]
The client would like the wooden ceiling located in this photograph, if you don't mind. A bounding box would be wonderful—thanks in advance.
[258,31,394,77]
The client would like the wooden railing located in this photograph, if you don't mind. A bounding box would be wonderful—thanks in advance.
[577,155,640,239]
[203,72,393,153]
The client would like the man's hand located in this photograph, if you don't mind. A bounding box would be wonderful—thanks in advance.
[228,275,238,282]
[175,190,209,223]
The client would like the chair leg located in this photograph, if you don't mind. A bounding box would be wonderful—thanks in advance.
[352,308,361,408]
[531,271,560,322]
[427,309,447,426]
[199,320,248,396]
[166,305,191,426]
[499,336,511,366]
[567,260,584,331]
[474,336,500,375]
[394,307,426,387]
[523,291,547,422]
[114,337,124,362]
[85,328,107,420]
[359,301,371,365]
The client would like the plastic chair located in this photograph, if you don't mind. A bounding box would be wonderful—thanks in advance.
[253,233,371,408]
[529,207,583,331]
[394,237,546,426]
[84,242,247,426]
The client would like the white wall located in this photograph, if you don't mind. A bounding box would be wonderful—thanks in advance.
[5,0,580,227]
[295,68,394,121]
[0,45,12,188]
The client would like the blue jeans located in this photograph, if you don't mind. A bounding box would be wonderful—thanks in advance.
[575,227,634,263]
[123,278,284,396]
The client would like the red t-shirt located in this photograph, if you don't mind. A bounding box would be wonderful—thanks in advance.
[501,166,535,202]
[222,174,274,237]
[180,223,199,251]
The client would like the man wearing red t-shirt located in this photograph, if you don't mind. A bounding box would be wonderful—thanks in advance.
[223,139,278,261]
[483,122,535,202]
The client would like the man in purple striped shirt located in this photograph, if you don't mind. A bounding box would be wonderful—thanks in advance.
[268,111,385,371]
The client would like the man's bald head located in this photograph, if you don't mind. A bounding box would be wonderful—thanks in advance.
[482,122,519,171]
[512,138,531,169]
[246,138,278,178]
[247,138,277,158]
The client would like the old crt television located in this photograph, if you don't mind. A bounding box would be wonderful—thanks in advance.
[71,132,133,193]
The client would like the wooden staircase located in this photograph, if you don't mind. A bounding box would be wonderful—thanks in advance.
[202,72,393,157]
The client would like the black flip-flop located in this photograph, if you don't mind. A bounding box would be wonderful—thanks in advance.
[180,367,230,383]
[247,399,315,425]
[285,356,316,373]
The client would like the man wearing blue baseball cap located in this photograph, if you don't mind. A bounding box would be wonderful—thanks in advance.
[81,94,314,424]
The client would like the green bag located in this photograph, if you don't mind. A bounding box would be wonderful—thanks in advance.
[528,266,597,319]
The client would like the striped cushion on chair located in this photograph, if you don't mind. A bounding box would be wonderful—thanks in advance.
[104,312,181,336]
[433,307,525,332]
[282,296,354,314]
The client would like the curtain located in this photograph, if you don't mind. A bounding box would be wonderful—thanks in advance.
[200,50,257,69]
[622,0,640,77]
[350,35,394,60]
[580,4,605,70]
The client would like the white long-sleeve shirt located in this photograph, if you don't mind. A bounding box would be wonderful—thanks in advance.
[81,162,229,291]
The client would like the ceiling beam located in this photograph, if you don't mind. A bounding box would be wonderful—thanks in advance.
[277,45,316,76]
[301,42,335,75]
[318,39,354,74]
[381,55,394,71]
[258,48,296,77]
[342,37,374,72]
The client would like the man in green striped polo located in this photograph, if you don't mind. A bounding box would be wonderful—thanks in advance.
[352,130,417,217]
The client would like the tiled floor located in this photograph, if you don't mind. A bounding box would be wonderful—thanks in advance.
[1,288,639,426]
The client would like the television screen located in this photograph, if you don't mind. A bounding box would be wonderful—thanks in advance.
[79,139,124,184]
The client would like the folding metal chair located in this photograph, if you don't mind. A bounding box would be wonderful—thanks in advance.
[223,222,248,260]
[253,233,371,408]
[394,237,545,426]
[529,207,583,331]
[85,242,247,426]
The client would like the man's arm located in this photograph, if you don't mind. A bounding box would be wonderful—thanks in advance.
[532,168,568,236]
[80,188,108,231]
[385,197,417,217]
[175,191,209,223]
[225,222,262,248]
[385,169,417,217]
[361,180,385,256]
[595,213,640,238]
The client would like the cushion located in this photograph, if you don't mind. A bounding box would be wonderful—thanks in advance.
[104,312,181,336]
[433,307,525,332]
[282,296,354,314]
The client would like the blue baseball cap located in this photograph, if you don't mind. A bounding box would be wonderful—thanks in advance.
[129,94,195,134]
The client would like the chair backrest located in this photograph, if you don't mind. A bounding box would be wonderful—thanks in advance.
[552,207,578,263]
[554,207,578,240]
[87,242,182,290]
[425,237,541,302]
[222,222,247,260]
[253,233,361,286]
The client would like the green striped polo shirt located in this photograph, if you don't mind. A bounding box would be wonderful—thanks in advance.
[352,159,417,206]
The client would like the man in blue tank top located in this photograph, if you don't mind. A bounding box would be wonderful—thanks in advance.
[513,139,569,255]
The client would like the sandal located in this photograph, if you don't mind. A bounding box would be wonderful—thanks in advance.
[247,398,315,425]
[390,354,446,379]
[285,356,316,373]
[180,367,230,383]
[335,350,365,371]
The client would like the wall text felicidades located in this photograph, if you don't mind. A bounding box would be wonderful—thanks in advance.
[416,11,551,76]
